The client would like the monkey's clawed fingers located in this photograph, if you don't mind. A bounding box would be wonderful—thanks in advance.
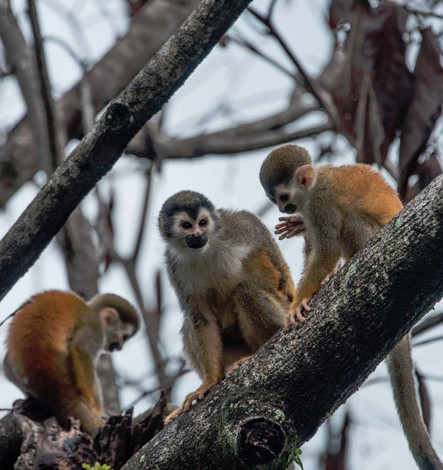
[164,407,183,425]
[274,216,305,240]
[321,272,335,286]
[165,380,220,425]
[284,299,311,331]
[184,381,220,408]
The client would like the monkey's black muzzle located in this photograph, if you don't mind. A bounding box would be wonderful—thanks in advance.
[109,342,123,352]
[186,233,208,249]
[284,204,297,214]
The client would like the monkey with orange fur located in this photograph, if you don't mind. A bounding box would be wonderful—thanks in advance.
[260,144,442,470]
[3,290,139,436]
[260,145,402,324]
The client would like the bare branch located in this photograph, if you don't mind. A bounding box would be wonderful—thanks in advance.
[247,6,339,127]
[0,0,52,171]
[153,122,332,159]
[412,311,443,336]
[226,34,296,79]
[133,166,153,261]
[0,0,200,207]
[27,0,62,170]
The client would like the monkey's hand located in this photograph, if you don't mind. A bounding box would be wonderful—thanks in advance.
[274,216,305,240]
[285,298,311,330]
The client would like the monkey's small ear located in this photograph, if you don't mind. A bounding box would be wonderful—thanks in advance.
[100,307,119,327]
[296,165,315,188]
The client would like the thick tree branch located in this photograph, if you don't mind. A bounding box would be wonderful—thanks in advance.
[0,0,255,297]
[153,122,332,159]
[122,174,443,469]
[0,0,199,207]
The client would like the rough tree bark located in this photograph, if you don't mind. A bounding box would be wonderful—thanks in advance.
[0,413,23,469]
[121,174,443,470]
[0,396,169,469]
[0,0,255,301]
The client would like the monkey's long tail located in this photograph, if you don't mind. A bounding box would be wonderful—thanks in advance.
[388,335,443,470]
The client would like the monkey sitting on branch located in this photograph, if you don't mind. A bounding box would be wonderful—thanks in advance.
[158,190,296,422]
[3,290,139,436]
[259,143,442,470]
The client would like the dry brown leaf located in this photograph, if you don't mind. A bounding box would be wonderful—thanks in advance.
[399,28,443,198]
[330,3,413,164]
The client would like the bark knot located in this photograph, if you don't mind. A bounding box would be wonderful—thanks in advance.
[237,417,286,466]
[104,102,134,131]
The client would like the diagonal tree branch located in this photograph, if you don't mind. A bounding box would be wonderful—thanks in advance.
[0,0,256,300]
[0,0,52,172]
[122,174,443,470]
[0,0,199,207]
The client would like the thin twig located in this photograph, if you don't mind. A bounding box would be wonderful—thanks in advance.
[226,34,296,79]
[44,35,88,69]
[27,0,62,170]
[267,0,279,20]
[412,311,443,336]
[40,0,91,56]
[413,334,443,348]
[247,6,339,128]
[125,362,189,408]
[133,166,153,261]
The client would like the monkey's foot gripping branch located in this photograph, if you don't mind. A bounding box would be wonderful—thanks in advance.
[165,379,223,424]
[320,271,336,286]
[285,299,311,330]
[226,355,252,374]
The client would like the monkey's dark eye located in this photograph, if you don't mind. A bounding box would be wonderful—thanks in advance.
[199,219,207,227]
[280,194,289,202]
[181,222,192,229]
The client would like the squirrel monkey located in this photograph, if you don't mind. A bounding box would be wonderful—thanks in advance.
[260,144,442,470]
[159,191,296,422]
[3,290,139,436]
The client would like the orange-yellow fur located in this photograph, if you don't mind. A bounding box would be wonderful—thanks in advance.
[4,290,138,435]
[260,144,442,470]
[293,164,402,312]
